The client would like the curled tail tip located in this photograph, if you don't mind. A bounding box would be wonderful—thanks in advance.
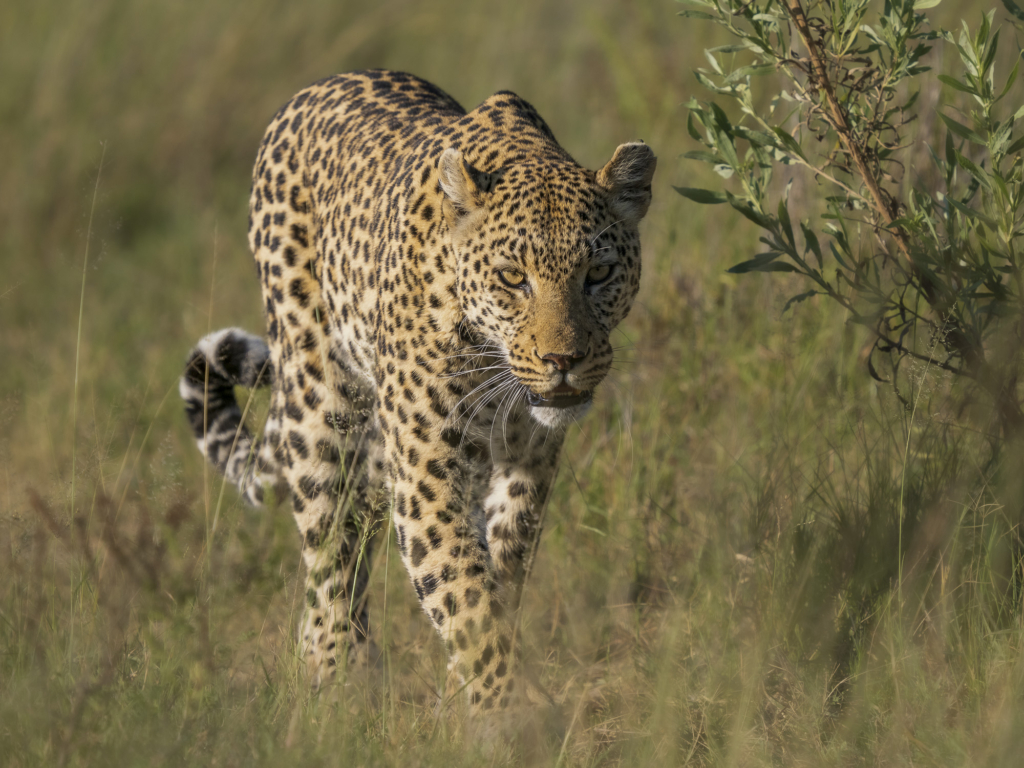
[179,327,269,439]
[187,328,272,389]
[179,327,276,506]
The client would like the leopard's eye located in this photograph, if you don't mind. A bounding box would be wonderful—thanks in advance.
[586,264,612,284]
[497,269,526,288]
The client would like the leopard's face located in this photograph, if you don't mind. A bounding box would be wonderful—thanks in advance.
[440,144,656,428]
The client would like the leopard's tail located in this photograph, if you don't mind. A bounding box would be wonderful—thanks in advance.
[179,328,278,506]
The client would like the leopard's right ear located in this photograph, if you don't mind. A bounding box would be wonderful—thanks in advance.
[438,148,495,227]
[597,142,657,223]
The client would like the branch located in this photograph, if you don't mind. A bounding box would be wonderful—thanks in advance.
[782,0,912,262]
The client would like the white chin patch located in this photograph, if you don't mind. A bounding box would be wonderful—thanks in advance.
[529,400,593,429]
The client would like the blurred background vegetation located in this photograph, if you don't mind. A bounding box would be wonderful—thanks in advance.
[2,0,1024,764]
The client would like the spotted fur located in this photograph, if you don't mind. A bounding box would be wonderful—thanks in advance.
[180,70,655,715]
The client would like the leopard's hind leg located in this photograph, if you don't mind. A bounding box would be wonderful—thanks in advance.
[248,110,387,685]
[278,351,387,686]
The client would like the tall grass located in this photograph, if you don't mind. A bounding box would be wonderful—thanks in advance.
[2,0,1024,764]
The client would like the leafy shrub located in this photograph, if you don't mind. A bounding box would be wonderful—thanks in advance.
[679,0,1024,435]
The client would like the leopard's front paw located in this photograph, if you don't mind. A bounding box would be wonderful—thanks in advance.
[468,671,568,755]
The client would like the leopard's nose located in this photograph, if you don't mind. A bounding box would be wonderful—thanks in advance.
[540,351,586,372]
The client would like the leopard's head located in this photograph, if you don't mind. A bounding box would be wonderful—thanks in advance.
[440,142,656,428]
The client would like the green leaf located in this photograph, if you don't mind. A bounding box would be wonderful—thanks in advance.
[938,74,976,94]
[782,291,819,313]
[682,150,720,164]
[1003,0,1024,22]
[703,49,723,75]
[801,222,823,268]
[861,25,884,46]
[962,176,982,205]
[678,10,718,19]
[778,198,794,246]
[939,113,986,145]
[910,45,934,64]
[714,133,740,169]
[998,57,1020,101]
[770,127,807,160]
[982,30,1000,75]
[980,9,994,45]
[726,192,773,228]
[1006,134,1024,154]
[945,130,956,183]
[924,142,946,174]
[674,186,728,204]
[954,151,993,190]
[709,102,733,133]
[732,126,778,149]
[829,241,854,272]
[991,120,1013,156]
[990,171,1009,202]
[725,64,777,83]
[727,252,792,273]
[694,70,731,95]
[945,195,998,227]
[954,38,980,78]
[686,112,703,141]
[914,0,942,8]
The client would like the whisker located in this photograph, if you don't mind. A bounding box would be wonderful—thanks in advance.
[455,370,515,418]
[500,383,525,454]
[438,355,500,366]
[462,377,518,448]
[440,364,510,379]
[485,381,517,450]
[440,348,503,360]
[569,411,587,438]
[527,407,549,447]
[446,371,513,425]
[590,219,622,246]
[438,341,503,356]
[489,379,523,454]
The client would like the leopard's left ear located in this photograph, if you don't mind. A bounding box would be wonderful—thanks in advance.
[597,142,657,223]
[438,148,497,227]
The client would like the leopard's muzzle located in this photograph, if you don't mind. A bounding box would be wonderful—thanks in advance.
[526,383,593,409]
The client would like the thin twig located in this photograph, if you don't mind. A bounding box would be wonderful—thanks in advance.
[783,0,910,260]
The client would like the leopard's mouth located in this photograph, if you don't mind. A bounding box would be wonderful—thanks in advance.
[527,383,593,409]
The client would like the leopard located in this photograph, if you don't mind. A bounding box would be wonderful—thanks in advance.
[179,69,655,718]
